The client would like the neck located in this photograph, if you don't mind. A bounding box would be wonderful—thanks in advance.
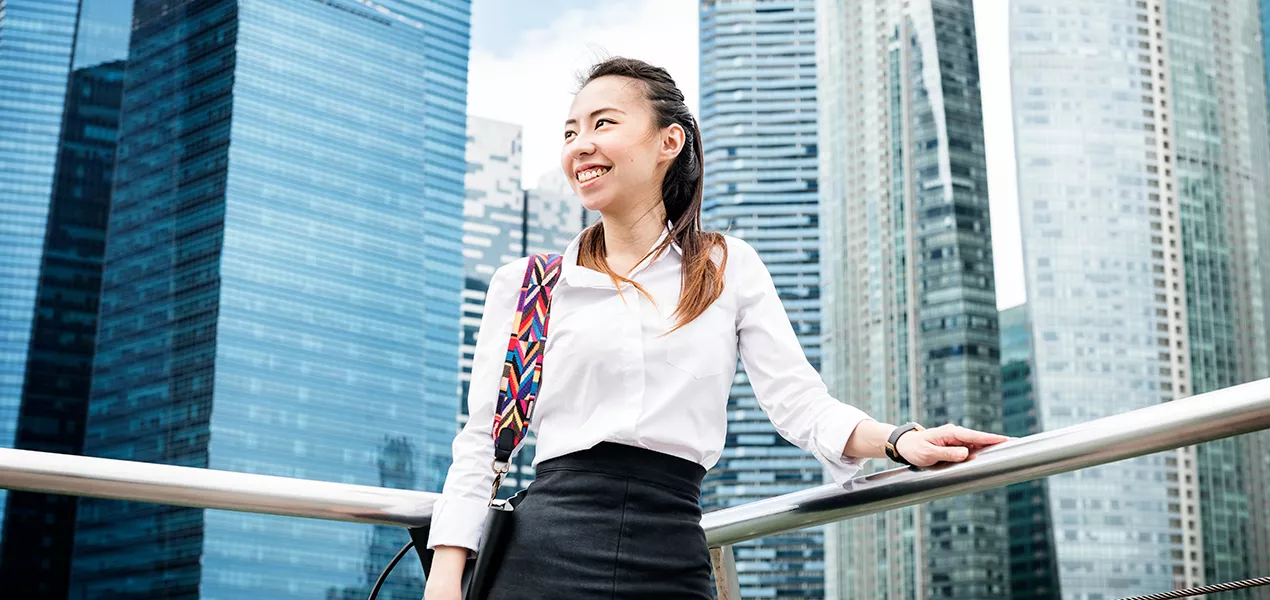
[597,196,666,270]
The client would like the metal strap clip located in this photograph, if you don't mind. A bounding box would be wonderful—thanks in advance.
[489,459,510,506]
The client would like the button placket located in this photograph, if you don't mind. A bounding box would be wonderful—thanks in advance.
[609,279,648,442]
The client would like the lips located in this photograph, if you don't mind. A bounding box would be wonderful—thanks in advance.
[575,164,611,188]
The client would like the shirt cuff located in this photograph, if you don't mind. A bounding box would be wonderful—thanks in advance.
[426,495,491,552]
[816,406,873,487]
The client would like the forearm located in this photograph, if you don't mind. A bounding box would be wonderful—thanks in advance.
[842,419,897,459]
[432,545,469,571]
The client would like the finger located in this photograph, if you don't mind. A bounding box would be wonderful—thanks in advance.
[943,426,1008,446]
[937,446,970,463]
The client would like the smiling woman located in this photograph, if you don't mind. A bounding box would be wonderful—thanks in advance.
[423,56,1007,600]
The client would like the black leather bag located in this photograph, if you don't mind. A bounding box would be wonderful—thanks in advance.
[416,487,527,599]
[459,490,525,599]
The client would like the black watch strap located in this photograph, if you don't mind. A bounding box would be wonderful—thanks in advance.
[885,422,925,466]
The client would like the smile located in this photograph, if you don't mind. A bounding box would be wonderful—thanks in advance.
[576,167,611,185]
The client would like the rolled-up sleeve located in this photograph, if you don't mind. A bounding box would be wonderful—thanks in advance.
[733,240,872,486]
[426,259,525,552]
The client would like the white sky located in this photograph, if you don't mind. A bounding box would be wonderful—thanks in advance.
[467,0,1023,310]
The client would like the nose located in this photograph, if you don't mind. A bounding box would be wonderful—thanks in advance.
[568,132,596,161]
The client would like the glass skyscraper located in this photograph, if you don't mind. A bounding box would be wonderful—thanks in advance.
[1000,304,1061,599]
[698,1,827,597]
[0,1,133,596]
[1,58,126,599]
[1010,2,1197,593]
[815,1,1007,598]
[67,1,470,598]
[1258,0,1270,578]
[1172,0,1270,591]
[0,0,81,544]
[459,116,578,494]
[1011,0,1270,595]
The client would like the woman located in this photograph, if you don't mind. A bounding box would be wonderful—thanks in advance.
[424,57,1006,600]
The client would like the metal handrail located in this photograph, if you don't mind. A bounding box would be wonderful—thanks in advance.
[701,377,1270,546]
[0,378,1268,549]
[0,450,439,528]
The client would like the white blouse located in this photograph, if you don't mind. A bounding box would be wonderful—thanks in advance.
[427,229,872,552]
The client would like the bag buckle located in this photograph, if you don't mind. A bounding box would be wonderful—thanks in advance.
[489,459,510,506]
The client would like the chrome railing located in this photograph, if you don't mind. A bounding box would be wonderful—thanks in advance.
[2,377,1270,598]
[0,448,439,528]
[701,377,1270,546]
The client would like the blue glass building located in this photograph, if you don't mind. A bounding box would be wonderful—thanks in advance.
[0,58,126,598]
[699,1,828,597]
[0,0,81,543]
[0,2,132,595]
[67,1,470,598]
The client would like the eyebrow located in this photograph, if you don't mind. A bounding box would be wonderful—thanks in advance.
[564,107,625,127]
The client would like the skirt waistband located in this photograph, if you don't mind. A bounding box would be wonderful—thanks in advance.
[535,442,706,495]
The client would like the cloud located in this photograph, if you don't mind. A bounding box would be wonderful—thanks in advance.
[466,0,698,188]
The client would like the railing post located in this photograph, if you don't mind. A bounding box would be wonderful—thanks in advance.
[709,545,740,600]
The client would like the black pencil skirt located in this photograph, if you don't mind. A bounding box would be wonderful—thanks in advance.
[483,442,715,599]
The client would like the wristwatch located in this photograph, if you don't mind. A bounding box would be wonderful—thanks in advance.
[885,422,925,466]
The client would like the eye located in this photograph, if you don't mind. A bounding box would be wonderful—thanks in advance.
[564,130,576,140]
[595,118,614,128]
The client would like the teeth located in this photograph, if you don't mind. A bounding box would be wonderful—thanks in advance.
[577,167,610,183]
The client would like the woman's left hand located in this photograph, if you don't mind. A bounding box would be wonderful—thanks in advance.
[893,424,1008,468]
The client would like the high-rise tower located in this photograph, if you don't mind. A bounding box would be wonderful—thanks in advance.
[700,1,829,596]
[815,1,1007,597]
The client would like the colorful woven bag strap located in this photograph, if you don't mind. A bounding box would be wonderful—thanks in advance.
[491,253,563,484]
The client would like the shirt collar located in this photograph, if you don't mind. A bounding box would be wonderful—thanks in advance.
[561,221,680,288]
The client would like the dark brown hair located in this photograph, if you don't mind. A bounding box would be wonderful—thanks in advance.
[575,57,728,332]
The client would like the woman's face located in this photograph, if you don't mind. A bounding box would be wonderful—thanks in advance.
[561,76,680,215]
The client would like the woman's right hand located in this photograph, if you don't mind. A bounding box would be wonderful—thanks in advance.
[423,545,470,600]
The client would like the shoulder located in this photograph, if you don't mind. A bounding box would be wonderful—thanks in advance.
[717,235,775,299]
[493,256,533,280]
[722,234,757,255]
[489,256,532,295]
[721,235,762,268]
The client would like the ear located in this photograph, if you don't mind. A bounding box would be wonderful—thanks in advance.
[659,123,687,163]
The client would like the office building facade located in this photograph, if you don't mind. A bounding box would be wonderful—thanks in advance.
[999,304,1061,599]
[1258,0,1270,578]
[67,1,470,598]
[700,1,830,597]
[1011,0,1270,594]
[0,1,134,595]
[815,1,1007,597]
[0,59,127,598]
[0,0,82,543]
